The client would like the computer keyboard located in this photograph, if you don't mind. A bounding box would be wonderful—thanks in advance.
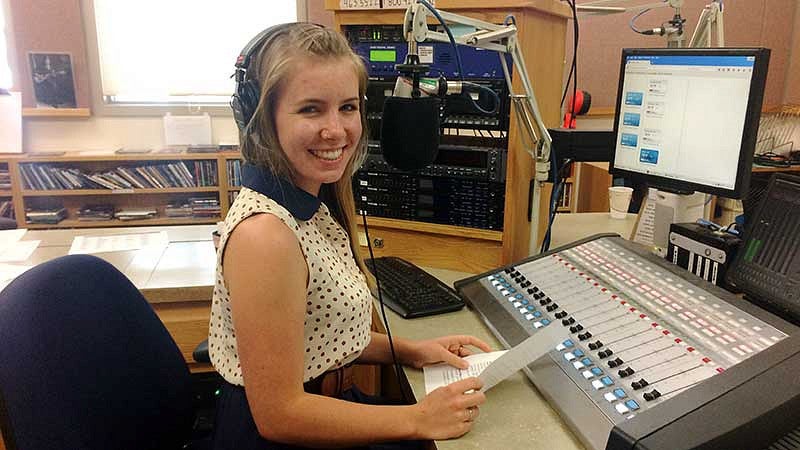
[366,256,465,319]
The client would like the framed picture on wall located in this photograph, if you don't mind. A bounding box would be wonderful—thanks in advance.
[28,52,78,108]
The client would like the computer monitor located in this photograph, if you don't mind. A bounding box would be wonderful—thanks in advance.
[609,48,770,199]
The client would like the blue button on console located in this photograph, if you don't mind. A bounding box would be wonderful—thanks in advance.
[591,367,603,376]
[527,305,535,311]
[563,339,574,348]
[581,357,592,366]
[508,288,517,293]
[573,349,585,357]
[515,293,524,299]
[613,388,627,399]
[541,319,551,326]
[533,311,542,318]
[625,400,640,410]
[521,300,529,305]
[601,376,613,386]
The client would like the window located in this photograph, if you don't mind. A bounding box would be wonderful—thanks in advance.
[84,0,298,113]
[0,0,12,89]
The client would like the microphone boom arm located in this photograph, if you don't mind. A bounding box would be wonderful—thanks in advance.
[404,3,553,177]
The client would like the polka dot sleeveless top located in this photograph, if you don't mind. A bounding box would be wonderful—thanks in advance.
[209,186,373,386]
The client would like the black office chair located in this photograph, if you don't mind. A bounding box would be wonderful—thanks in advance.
[0,254,209,450]
[0,217,16,230]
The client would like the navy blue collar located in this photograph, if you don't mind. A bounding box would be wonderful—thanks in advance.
[241,163,321,220]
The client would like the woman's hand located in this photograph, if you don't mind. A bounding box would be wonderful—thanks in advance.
[402,335,492,369]
[412,377,486,440]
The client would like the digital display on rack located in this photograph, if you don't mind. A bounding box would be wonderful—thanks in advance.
[369,49,396,62]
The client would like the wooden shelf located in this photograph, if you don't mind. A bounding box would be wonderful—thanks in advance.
[229,186,241,191]
[22,151,238,162]
[22,108,91,118]
[25,216,220,229]
[0,190,12,196]
[358,216,503,241]
[753,165,800,173]
[21,187,220,196]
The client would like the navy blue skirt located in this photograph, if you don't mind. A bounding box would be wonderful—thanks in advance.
[213,381,426,450]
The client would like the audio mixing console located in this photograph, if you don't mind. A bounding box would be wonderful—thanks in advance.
[455,234,799,450]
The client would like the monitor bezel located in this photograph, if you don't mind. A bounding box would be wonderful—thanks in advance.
[608,47,770,199]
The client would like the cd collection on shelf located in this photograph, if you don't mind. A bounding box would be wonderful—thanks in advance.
[19,161,218,190]
[227,159,242,187]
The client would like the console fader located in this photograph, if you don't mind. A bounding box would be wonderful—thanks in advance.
[455,234,798,450]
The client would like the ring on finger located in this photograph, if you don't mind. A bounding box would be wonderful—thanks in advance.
[466,406,476,421]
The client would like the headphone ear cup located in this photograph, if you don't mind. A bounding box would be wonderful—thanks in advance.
[577,91,591,115]
[232,79,261,132]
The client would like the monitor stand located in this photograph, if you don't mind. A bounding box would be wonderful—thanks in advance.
[652,190,707,256]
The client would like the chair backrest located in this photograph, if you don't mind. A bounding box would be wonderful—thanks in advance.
[0,254,193,450]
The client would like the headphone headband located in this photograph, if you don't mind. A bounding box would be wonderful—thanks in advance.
[231,23,324,132]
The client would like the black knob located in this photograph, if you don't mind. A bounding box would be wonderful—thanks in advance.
[578,332,592,341]
[631,378,648,390]
[546,304,559,312]
[562,317,575,326]
[618,367,635,378]
[589,341,603,350]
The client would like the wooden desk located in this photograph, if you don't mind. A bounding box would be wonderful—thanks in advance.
[1,215,628,449]
[9,225,218,372]
[384,213,637,449]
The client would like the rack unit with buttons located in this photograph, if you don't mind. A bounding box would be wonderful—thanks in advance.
[456,234,798,450]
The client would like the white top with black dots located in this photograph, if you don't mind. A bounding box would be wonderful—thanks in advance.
[208,187,373,386]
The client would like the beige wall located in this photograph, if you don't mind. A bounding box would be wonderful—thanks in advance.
[12,1,800,153]
[23,115,239,152]
[785,1,800,105]
[567,0,798,110]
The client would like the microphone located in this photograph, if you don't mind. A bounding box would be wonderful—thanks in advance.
[380,94,441,172]
[379,53,499,172]
[379,53,442,172]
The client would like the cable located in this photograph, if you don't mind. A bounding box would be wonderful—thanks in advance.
[461,81,500,115]
[361,211,410,405]
[543,0,578,253]
[629,8,654,35]
[540,158,573,253]
[418,0,464,82]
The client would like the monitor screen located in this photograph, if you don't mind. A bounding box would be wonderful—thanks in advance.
[609,48,770,198]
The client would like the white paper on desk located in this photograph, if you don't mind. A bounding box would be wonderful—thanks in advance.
[0,240,40,262]
[477,324,569,392]
[0,229,27,254]
[424,351,507,394]
[163,113,212,146]
[0,263,33,292]
[68,231,169,255]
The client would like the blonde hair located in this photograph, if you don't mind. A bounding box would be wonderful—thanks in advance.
[238,23,372,281]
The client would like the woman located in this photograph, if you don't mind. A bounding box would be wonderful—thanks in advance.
[210,23,490,449]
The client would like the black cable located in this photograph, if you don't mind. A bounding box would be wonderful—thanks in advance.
[629,8,654,35]
[361,211,410,404]
[569,0,578,128]
[544,0,578,253]
[541,158,573,253]
[560,0,578,110]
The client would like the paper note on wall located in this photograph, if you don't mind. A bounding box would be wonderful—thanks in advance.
[0,92,22,153]
[163,113,212,146]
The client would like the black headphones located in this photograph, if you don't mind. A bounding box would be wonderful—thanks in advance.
[231,23,325,133]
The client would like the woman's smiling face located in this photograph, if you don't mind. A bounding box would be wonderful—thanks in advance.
[273,56,362,195]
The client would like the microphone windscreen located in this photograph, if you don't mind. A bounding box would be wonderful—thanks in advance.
[380,96,441,171]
